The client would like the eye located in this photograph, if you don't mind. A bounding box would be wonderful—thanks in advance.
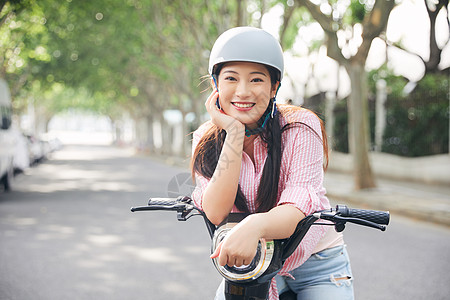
[251,78,264,83]
[224,76,237,81]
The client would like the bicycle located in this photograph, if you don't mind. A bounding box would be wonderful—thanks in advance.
[131,196,390,300]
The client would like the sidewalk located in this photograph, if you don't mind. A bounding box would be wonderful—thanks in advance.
[324,171,450,227]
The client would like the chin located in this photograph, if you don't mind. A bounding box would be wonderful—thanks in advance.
[236,115,261,126]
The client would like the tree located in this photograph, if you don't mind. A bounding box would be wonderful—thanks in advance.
[2,0,304,155]
[283,0,396,190]
[0,0,50,96]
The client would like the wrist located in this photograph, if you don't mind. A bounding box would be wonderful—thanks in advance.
[224,120,245,134]
[245,213,266,240]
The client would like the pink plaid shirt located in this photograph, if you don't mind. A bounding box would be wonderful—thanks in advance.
[191,107,330,299]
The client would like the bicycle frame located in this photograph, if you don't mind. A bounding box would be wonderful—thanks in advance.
[131,196,389,300]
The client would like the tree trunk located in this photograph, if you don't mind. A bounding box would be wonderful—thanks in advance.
[180,111,190,157]
[375,79,387,152]
[325,91,336,150]
[152,113,163,154]
[236,0,246,26]
[146,114,154,153]
[346,62,376,189]
[161,117,172,155]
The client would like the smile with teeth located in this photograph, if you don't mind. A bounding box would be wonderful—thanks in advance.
[232,102,255,108]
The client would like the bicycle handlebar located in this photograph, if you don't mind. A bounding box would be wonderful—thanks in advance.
[335,205,390,225]
[131,197,390,237]
[148,197,180,206]
[130,196,192,212]
[313,205,390,233]
[131,196,216,237]
[131,197,390,227]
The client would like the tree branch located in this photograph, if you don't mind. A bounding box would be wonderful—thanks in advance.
[295,0,347,64]
[279,3,296,49]
[356,0,395,62]
[295,0,334,32]
[423,0,448,72]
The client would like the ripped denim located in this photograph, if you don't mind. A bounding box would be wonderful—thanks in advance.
[276,245,354,300]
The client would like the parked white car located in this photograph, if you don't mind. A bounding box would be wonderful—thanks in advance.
[0,79,15,191]
[12,127,30,172]
[26,134,44,164]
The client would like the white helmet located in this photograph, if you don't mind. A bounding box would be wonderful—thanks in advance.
[208,27,284,81]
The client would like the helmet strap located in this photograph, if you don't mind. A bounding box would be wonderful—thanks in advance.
[244,82,281,137]
[244,98,275,137]
[271,82,281,119]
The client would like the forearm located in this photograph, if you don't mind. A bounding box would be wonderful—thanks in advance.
[248,205,305,240]
[202,126,245,225]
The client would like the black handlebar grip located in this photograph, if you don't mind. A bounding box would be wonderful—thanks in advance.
[147,198,180,207]
[336,205,390,225]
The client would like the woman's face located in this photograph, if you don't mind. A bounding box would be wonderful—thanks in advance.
[217,62,278,129]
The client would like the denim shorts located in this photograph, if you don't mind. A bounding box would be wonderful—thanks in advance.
[214,245,354,299]
[276,245,354,300]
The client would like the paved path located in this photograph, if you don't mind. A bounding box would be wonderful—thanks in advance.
[1,145,449,300]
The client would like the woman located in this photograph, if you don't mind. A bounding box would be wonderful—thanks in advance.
[191,27,353,300]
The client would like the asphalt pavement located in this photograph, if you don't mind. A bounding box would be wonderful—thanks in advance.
[2,144,449,300]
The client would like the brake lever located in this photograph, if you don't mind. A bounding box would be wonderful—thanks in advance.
[130,205,157,212]
[333,215,387,231]
[130,203,189,212]
[177,206,203,221]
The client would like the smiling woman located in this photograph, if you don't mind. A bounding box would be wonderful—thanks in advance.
[190,27,349,300]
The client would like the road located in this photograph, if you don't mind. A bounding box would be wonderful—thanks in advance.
[1,144,449,300]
